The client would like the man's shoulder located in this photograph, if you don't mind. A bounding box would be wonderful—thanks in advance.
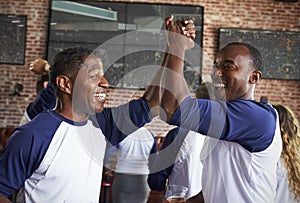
[17,110,63,141]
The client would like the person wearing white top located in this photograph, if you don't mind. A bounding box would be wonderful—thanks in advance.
[273,104,300,203]
[148,127,205,200]
[106,127,157,203]
[158,16,282,202]
[0,47,158,203]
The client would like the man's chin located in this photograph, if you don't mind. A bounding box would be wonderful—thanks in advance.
[213,89,226,101]
[94,106,104,113]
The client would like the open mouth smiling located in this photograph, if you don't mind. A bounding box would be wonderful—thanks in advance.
[94,92,107,101]
[213,82,226,88]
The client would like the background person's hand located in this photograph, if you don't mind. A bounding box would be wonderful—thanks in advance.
[29,59,50,75]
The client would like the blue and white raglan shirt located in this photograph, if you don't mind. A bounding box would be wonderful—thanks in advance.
[148,127,205,199]
[0,84,151,202]
[168,97,282,203]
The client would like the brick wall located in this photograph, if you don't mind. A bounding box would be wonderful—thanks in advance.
[0,0,299,136]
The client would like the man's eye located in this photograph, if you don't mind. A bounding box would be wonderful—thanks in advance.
[223,64,235,70]
[90,74,100,79]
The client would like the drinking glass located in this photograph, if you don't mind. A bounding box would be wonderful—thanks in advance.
[165,185,188,203]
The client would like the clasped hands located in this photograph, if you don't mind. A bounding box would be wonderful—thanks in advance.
[165,15,196,52]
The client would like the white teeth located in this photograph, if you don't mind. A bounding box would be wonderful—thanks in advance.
[94,93,106,100]
[213,83,225,88]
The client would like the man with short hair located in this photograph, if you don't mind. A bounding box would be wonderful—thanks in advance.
[0,47,157,202]
[158,16,282,202]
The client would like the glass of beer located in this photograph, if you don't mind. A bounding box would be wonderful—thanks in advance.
[165,185,188,203]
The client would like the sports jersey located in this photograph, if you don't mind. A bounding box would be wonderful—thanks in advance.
[148,127,204,199]
[168,97,282,203]
[275,158,300,203]
[0,97,151,202]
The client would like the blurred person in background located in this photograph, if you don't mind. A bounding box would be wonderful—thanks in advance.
[273,104,300,203]
[29,59,50,94]
[148,83,211,202]
[19,59,51,126]
[106,127,157,203]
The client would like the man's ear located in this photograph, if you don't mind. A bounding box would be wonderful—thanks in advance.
[56,75,72,94]
[249,70,262,84]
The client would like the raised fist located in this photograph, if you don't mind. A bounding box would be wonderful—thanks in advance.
[29,59,50,75]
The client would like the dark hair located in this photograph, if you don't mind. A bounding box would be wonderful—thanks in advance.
[226,42,263,72]
[50,47,93,92]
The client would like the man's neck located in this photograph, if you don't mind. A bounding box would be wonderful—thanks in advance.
[55,99,88,122]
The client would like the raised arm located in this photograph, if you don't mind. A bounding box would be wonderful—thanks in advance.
[142,23,172,117]
[142,64,163,118]
[160,16,195,121]
[19,82,56,125]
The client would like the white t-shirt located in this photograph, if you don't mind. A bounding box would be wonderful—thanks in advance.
[114,127,156,175]
[168,130,205,199]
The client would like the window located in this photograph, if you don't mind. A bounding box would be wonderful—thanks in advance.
[48,1,203,90]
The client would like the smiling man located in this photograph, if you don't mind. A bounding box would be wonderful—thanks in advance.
[159,17,282,202]
[0,47,157,203]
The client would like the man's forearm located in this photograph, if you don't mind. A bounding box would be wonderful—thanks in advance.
[145,16,195,121]
[143,67,163,117]
[160,17,194,121]
[161,52,190,121]
[143,50,169,118]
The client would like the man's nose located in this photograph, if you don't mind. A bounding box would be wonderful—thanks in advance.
[211,68,223,76]
[211,67,222,77]
[99,76,109,88]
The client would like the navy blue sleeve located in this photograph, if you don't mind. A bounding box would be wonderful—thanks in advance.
[150,137,158,154]
[96,97,152,146]
[0,128,38,197]
[148,128,189,191]
[169,97,277,152]
[0,112,60,197]
[148,131,158,154]
[26,82,56,120]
